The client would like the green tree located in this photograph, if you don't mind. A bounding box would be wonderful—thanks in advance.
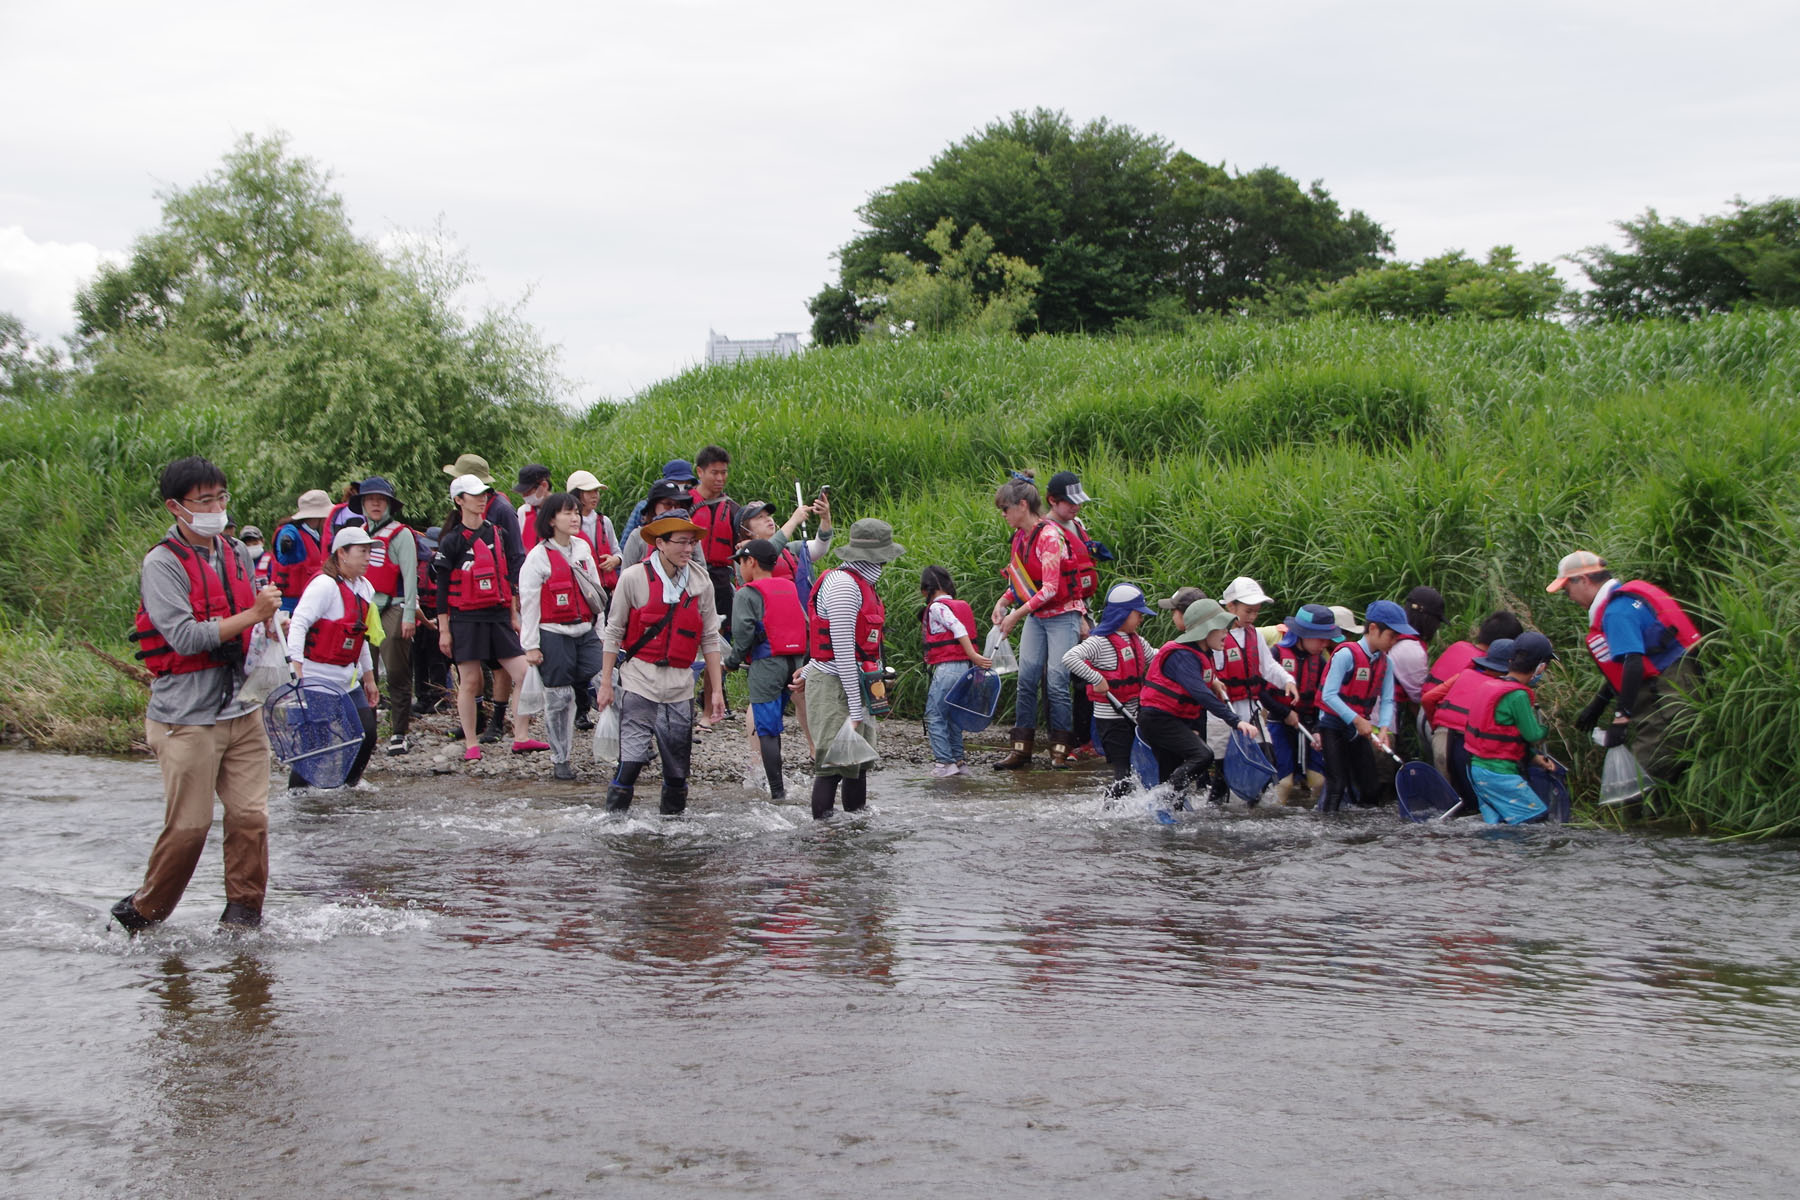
[72,134,559,518]
[869,219,1041,338]
[813,108,1390,334]
[1572,197,1800,320]
[1311,246,1565,320]
[806,283,874,347]
[0,313,71,402]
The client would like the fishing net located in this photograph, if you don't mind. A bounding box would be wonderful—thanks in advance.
[1131,731,1160,788]
[1223,730,1278,803]
[1395,761,1464,822]
[1528,761,1573,823]
[263,679,365,789]
[945,666,1002,732]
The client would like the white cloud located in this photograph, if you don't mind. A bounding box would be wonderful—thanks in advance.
[0,227,124,339]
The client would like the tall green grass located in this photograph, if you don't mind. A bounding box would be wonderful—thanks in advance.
[7,312,1800,834]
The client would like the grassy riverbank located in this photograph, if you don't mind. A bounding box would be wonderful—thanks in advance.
[6,313,1798,834]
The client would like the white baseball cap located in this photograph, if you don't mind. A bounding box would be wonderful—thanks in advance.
[566,469,605,493]
[331,525,374,552]
[1219,576,1272,606]
[449,473,492,500]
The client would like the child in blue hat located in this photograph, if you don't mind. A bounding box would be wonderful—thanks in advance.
[1262,603,1337,805]
[1063,583,1157,787]
[1315,599,1413,812]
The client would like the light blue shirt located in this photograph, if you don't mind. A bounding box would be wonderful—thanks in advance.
[1319,638,1396,730]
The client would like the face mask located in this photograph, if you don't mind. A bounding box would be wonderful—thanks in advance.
[178,503,229,538]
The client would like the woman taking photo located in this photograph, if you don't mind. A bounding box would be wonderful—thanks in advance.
[520,492,608,780]
[285,525,381,789]
[436,474,550,763]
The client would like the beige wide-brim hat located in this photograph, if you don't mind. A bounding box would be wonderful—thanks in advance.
[291,488,333,520]
[641,509,704,540]
[834,517,905,563]
[442,453,494,484]
[1175,597,1235,644]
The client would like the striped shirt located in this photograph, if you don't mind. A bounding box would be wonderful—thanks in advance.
[1063,634,1138,719]
[803,560,884,721]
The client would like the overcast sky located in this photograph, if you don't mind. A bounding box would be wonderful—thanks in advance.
[4,1,1797,403]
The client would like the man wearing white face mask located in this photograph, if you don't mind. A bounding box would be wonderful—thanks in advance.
[112,457,282,934]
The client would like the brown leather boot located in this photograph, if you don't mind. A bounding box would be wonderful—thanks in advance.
[1048,729,1075,769]
[992,727,1035,770]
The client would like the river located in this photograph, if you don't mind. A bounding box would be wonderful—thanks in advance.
[4,749,1798,1198]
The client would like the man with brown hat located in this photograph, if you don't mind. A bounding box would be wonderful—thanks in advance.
[597,508,725,815]
[271,488,333,613]
[1548,549,1702,799]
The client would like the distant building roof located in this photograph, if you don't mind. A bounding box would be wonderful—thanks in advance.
[707,329,802,366]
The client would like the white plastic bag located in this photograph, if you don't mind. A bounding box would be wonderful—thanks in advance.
[515,666,547,718]
[823,719,878,769]
[1600,744,1647,806]
[984,627,1019,676]
[591,704,621,762]
[238,621,291,706]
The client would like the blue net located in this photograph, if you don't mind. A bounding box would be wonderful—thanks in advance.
[1396,761,1464,822]
[1131,731,1160,788]
[1528,761,1572,823]
[263,679,364,789]
[944,666,1002,733]
[1223,730,1278,802]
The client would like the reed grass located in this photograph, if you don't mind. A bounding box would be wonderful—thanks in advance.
[6,311,1799,833]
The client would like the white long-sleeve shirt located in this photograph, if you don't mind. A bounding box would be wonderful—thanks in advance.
[287,573,376,691]
[519,537,602,651]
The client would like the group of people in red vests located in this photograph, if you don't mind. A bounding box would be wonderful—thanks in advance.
[108,450,1701,935]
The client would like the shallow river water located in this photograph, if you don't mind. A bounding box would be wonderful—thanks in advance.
[5,748,1799,1198]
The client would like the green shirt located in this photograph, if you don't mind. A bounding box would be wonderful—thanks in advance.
[1470,686,1547,774]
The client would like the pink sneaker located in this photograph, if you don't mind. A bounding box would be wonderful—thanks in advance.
[462,746,482,762]
[511,739,551,754]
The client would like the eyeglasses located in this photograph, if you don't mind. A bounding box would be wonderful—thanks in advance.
[659,537,699,548]
[182,490,230,509]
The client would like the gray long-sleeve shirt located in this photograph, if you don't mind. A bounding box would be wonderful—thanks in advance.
[366,516,418,620]
[141,526,260,726]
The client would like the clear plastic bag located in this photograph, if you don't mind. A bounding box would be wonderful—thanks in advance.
[984,627,1018,675]
[591,704,621,762]
[1600,744,1647,806]
[823,719,877,769]
[515,666,547,717]
[238,621,292,706]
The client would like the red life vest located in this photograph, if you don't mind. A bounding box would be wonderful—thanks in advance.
[746,576,807,659]
[519,501,540,552]
[808,568,885,667]
[130,537,256,677]
[303,579,370,667]
[363,521,411,598]
[772,546,800,582]
[1585,581,1701,691]
[1088,631,1150,707]
[415,548,437,615]
[921,597,979,665]
[1461,675,1537,763]
[1422,641,1480,723]
[252,550,272,582]
[1059,516,1100,598]
[1429,664,1501,734]
[1329,641,1387,721]
[1213,626,1265,703]
[271,522,323,600]
[447,525,511,612]
[1007,519,1098,603]
[1275,642,1327,714]
[575,524,620,591]
[539,544,596,625]
[688,489,738,567]
[621,561,705,667]
[1140,641,1213,721]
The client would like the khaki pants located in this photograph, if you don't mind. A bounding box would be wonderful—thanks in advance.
[806,671,880,779]
[133,712,271,921]
[380,604,414,736]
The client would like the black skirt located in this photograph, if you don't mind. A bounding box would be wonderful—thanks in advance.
[448,615,524,665]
